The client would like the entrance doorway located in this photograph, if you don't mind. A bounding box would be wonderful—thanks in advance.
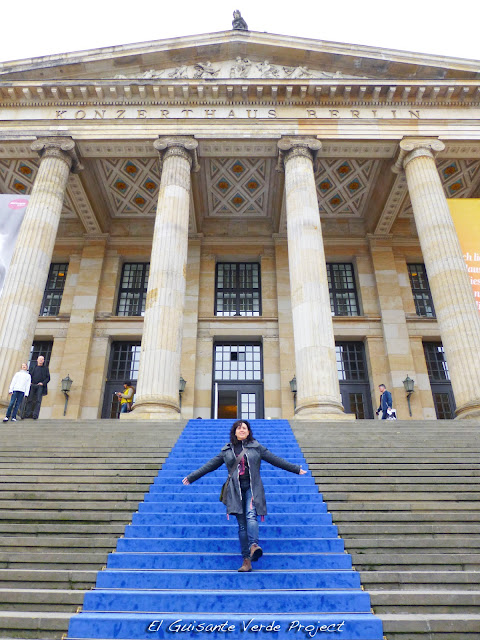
[101,341,140,418]
[336,341,374,419]
[212,343,264,419]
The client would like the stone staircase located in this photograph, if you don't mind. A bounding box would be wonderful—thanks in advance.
[0,417,478,639]
[292,419,480,640]
[0,419,185,639]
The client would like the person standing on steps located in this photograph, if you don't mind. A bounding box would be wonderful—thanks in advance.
[376,383,393,420]
[24,355,50,420]
[182,419,307,573]
[3,363,31,422]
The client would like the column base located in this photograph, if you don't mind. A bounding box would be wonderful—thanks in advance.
[126,400,181,420]
[294,401,356,421]
[455,401,480,420]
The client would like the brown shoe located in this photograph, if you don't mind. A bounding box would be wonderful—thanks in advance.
[238,558,252,572]
[250,543,263,562]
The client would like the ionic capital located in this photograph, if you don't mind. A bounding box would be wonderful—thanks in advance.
[31,137,82,173]
[392,138,445,173]
[154,136,199,172]
[277,137,322,171]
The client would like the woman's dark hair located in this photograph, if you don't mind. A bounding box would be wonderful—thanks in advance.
[230,419,254,445]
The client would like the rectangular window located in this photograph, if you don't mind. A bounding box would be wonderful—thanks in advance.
[327,263,359,316]
[408,263,435,317]
[423,342,450,382]
[40,263,68,316]
[214,344,262,381]
[116,263,149,317]
[336,342,368,381]
[108,341,141,381]
[215,263,261,317]
[29,341,53,368]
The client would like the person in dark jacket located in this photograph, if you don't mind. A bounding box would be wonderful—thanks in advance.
[182,419,307,573]
[24,355,50,420]
[376,383,393,420]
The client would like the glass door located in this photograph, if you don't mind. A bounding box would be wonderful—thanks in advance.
[212,343,264,419]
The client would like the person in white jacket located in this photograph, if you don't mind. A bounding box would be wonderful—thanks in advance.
[3,363,31,422]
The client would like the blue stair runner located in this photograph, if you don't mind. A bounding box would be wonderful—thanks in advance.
[67,419,383,639]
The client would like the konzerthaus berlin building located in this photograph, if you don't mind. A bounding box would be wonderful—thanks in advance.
[1,19,480,422]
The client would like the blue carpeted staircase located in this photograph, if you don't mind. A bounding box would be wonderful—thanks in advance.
[67,419,383,639]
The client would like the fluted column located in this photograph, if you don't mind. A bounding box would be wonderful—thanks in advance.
[0,137,80,405]
[278,138,351,420]
[131,137,198,419]
[396,138,480,418]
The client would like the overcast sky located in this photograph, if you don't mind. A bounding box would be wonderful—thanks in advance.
[1,0,479,65]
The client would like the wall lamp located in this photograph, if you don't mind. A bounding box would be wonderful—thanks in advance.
[403,375,415,417]
[179,375,187,408]
[61,374,73,416]
[289,375,297,411]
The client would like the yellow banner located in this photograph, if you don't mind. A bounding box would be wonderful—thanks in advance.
[448,199,480,312]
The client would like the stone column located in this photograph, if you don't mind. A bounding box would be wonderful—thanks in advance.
[0,137,80,404]
[278,138,351,420]
[395,138,480,418]
[131,137,198,419]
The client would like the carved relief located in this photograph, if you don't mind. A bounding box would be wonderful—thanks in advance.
[111,61,365,81]
[193,62,220,79]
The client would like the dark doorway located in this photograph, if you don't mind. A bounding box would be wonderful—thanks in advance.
[336,341,374,419]
[101,341,141,418]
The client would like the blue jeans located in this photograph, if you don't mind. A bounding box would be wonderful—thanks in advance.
[6,390,25,419]
[120,403,129,414]
[235,485,259,558]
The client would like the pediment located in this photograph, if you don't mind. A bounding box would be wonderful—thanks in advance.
[1,30,479,82]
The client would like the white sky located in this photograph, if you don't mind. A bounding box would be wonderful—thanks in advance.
[1,0,479,65]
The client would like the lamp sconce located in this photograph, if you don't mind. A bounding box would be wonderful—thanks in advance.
[403,375,415,417]
[179,375,186,408]
[61,374,73,416]
[289,375,297,411]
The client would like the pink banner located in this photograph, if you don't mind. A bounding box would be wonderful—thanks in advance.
[0,195,29,294]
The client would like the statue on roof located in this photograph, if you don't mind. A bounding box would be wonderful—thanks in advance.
[232,10,248,30]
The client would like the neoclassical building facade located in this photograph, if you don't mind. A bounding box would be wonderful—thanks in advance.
[0,27,480,421]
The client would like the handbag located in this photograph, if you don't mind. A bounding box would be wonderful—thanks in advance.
[386,407,397,420]
[219,450,245,504]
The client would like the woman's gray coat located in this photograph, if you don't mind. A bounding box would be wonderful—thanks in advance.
[186,439,301,516]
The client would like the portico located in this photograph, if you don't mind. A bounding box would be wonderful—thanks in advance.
[0,29,480,421]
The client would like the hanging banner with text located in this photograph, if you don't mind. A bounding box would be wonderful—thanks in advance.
[0,195,29,295]
[448,198,480,313]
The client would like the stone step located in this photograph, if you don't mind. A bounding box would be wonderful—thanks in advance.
[0,570,97,589]
[0,611,73,639]
[0,537,118,552]
[360,571,480,589]
[379,613,480,639]
[0,589,85,612]
[350,552,480,570]
[371,590,480,612]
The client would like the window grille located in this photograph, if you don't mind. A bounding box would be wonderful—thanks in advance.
[214,344,262,381]
[215,263,261,316]
[336,342,368,381]
[116,263,149,316]
[29,341,53,368]
[327,263,359,316]
[423,342,450,382]
[40,263,68,316]
[408,264,435,317]
[108,342,141,381]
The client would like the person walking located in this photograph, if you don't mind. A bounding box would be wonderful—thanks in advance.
[3,363,31,422]
[376,383,393,420]
[182,419,307,573]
